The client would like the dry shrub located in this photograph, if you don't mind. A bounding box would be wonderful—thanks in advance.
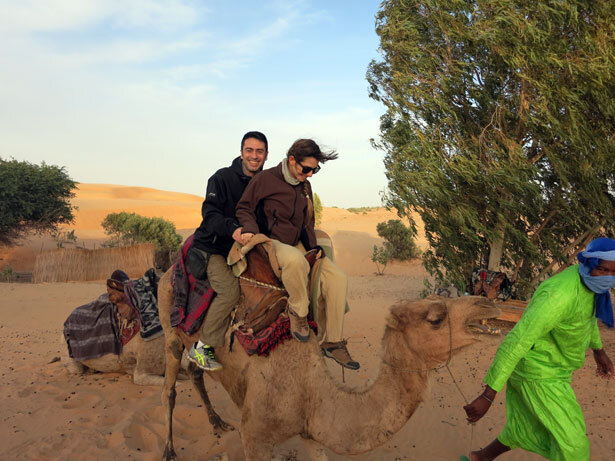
[33,244,154,282]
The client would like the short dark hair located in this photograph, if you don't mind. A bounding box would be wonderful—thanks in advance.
[286,139,338,163]
[241,131,268,152]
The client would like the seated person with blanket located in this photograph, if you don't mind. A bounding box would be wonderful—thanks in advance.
[236,138,359,370]
[186,131,268,371]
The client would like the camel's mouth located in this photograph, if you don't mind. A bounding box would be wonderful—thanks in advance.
[464,306,501,335]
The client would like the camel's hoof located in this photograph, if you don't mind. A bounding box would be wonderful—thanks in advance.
[162,445,177,460]
[211,416,235,434]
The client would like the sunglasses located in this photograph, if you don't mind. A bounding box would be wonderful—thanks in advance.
[296,160,321,175]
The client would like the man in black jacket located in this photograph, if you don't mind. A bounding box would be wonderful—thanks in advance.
[187,131,268,371]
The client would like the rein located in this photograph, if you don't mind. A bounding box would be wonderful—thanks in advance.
[239,275,286,291]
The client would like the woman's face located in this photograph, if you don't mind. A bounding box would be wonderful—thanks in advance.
[288,155,319,182]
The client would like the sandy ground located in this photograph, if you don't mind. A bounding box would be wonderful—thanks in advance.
[1,184,614,460]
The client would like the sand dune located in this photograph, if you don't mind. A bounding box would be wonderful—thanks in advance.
[0,183,613,460]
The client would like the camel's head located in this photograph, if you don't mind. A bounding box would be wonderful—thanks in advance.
[384,295,501,367]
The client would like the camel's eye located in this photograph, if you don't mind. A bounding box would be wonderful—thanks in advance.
[425,310,447,326]
[428,317,444,326]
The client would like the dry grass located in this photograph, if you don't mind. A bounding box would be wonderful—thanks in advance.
[33,244,154,282]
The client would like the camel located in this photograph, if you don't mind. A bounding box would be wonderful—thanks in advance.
[61,283,187,386]
[157,246,501,461]
[60,331,170,386]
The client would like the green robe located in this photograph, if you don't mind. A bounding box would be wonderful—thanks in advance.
[484,265,602,460]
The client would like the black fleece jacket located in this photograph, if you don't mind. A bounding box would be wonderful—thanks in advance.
[192,157,254,255]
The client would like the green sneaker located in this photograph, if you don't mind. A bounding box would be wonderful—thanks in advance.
[187,344,222,371]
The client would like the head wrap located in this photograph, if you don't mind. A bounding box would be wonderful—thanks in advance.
[577,238,615,328]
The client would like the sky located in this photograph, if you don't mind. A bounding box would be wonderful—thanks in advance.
[0,0,388,208]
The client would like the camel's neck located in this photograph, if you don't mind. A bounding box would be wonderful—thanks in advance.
[308,330,431,455]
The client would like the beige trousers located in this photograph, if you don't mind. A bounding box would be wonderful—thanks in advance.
[272,239,348,342]
[199,254,240,347]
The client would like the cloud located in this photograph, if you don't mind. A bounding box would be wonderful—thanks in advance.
[0,0,200,35]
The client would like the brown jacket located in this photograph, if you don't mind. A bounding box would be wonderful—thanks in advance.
[236,162,317,249]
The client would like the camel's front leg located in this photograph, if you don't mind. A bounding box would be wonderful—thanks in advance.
[187,362,234,434]
[161,337,183,461]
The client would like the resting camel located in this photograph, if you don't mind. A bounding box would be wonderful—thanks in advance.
[61,331,170,386]
[61,283,186,386]
[158,244,501,460]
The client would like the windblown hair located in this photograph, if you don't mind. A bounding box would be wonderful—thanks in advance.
[286,139,338,163]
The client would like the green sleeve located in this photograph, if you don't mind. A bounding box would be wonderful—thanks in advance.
[589,318,603,349]
[484,283,570,391]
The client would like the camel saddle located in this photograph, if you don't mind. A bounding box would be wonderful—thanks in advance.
[227,235,321,335]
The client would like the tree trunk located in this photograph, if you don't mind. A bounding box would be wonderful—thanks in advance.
[488,234,504,271]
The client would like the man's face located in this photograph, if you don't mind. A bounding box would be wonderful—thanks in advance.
[241,138,268,176]
[288,155,319,183]
[590,260,615,277]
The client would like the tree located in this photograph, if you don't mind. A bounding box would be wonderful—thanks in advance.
[367,1,615,296]
[371,219,420,274]
[0,157,76,246]
[101,212,182,251]
[314,193,323,226]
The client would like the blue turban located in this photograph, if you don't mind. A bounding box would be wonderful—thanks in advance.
[577,237,615,328]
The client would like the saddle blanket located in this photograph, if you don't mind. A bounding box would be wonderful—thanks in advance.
[234,315,318,356]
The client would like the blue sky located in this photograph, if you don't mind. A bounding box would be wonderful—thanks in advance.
[0,0,387,208]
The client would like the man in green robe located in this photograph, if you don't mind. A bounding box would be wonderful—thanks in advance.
[464,237,615,460]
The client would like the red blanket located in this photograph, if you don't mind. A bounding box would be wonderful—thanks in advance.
[234,315,318,356]
[170,235,215,335]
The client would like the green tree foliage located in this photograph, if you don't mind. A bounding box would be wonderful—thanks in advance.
[314,193,323,226]
[367,1,615,295]
[102,212,182,251]
[0,158,76,246]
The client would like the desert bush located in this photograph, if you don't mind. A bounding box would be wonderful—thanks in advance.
[347,206,379,214]
[0,264,15,282]
[371,245,392,275]
[376,219,420,260]
[372,219,419,274]
[102,212,182,251]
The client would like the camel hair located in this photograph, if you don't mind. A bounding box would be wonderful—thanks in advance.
[61,285,187,386]
[157,265,501,461]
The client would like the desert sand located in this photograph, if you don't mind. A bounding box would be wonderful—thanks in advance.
[1,184,614,460]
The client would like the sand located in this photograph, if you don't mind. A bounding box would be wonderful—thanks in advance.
[1,183,614,460]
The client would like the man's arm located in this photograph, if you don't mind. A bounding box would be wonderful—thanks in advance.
[201,175,240,238]
[236,176,262,236]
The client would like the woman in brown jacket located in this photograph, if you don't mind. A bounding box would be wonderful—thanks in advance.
[236,139,359,370]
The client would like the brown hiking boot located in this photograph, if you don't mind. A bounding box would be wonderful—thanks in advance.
[288,310,310,342]
[321,340,360,370]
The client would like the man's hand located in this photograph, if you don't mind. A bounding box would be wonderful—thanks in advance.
[463,386,496,423]
[593,349,614,379]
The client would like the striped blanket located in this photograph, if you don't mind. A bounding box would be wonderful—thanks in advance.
[63,293,121,361]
